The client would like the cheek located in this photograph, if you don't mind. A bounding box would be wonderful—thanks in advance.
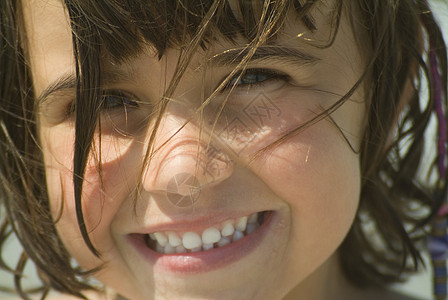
[256,122,360,201]
[41,129,100,267]
[41,127,139,266]
[253,122,360,261]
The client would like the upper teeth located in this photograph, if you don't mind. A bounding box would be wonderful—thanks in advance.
[147,212,262,254]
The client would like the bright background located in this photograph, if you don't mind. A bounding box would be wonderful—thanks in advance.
[0,1,447,299]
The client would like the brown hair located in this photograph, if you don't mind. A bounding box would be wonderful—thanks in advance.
[0,0,447,298]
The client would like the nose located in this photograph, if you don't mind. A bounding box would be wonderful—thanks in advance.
[141,114,234,207]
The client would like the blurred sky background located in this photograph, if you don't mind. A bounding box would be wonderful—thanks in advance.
[0,1,448,299]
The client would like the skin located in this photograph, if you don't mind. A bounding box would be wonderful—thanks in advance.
[24,0,418,299]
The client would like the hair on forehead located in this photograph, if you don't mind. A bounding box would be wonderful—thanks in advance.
[62,0,320,62]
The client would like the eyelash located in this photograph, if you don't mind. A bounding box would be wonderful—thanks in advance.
[225,68,289,89]
[66,91,139,116]
[101,91,139,110]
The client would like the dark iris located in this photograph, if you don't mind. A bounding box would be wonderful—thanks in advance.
[226,68,287,89]
[232,73,272,84]
[102,93,138,110]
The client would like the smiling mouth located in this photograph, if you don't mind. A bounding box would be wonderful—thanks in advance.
[144,211,267,254]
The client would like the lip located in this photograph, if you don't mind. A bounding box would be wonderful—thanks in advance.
[127,210,275,274]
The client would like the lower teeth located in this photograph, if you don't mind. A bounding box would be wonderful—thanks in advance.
[146,211,267,254]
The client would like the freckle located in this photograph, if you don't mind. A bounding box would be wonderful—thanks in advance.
[305,146,311,163]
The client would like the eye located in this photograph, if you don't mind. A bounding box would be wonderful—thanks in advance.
[226,68,289,89]
[64,91,139,117]
[101,91,139,110]
[99,90,149,136]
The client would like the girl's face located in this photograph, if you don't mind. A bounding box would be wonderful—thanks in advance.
[27,1,366,299]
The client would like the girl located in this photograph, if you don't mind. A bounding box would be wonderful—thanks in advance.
[0,0,447,299]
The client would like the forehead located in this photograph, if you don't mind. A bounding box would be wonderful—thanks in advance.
[23,0,73,93]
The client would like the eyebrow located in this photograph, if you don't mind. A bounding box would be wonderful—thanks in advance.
[36,67,138,105]
[204,45,320,68]
[36,73,76,105]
